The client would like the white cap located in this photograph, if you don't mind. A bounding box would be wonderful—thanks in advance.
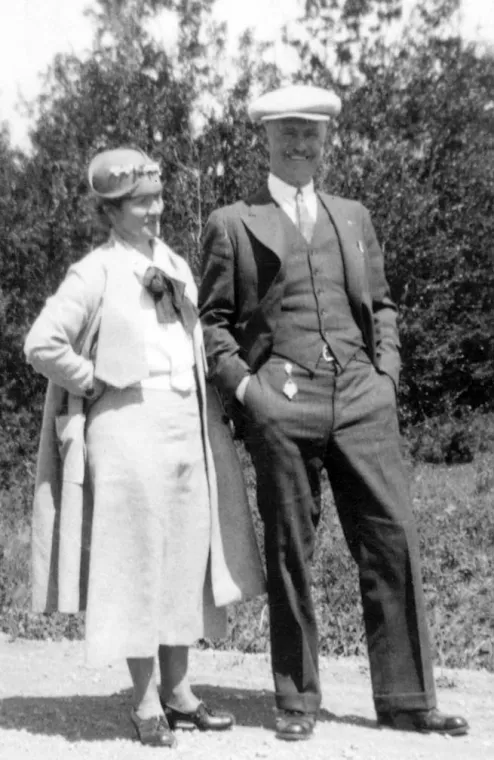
[248,85,341,123]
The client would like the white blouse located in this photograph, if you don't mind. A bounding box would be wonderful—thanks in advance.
[126,241,195,391]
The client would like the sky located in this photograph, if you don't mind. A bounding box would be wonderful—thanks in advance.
[0,0,493,152]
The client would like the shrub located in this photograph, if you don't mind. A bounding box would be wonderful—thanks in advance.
[406,410,494,464]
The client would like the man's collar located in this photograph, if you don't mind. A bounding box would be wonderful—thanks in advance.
[268,173,315,201]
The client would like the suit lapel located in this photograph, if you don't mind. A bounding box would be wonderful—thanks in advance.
[240,187,368,302]
[239,186,288,266]
[318,193,367,307]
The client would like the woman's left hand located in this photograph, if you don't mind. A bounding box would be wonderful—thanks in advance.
[85,377,107,403]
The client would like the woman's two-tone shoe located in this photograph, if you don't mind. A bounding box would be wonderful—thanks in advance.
[130,709,177,747]
[162,700,235,732]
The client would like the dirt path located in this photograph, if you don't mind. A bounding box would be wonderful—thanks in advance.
[0,633,492,759]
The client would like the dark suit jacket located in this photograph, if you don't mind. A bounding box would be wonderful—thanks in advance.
[199,185,400,400]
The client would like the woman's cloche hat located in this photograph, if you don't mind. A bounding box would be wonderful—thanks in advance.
[88,147,163,199]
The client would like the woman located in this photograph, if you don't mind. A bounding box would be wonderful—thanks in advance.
[24,147,264,748]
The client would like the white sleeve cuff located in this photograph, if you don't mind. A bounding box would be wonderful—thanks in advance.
[235,375,251,404]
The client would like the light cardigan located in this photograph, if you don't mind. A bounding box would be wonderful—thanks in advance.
[25,235,265,621]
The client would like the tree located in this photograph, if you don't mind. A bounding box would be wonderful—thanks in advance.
[1,0,218,435]
[324,43,494,419]
[2,0,494,456]
[284,0,403,88]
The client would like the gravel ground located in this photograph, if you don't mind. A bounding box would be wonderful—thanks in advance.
[0,633,493,759]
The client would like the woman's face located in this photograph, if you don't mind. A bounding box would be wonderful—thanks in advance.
[108,191,164,243]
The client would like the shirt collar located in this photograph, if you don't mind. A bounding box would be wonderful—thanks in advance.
[268,173,315,205]
[110,231,152,269]
[109,231,189,290]
[110,232,174,279]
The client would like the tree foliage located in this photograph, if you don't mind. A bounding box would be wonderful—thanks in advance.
[276,0,494,421]
[0,0,216,490]
[286,0,403,87]
[0,0,493,486]
[321,35,494,420]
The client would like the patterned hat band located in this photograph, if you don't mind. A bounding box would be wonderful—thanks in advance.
[108,162,160,179]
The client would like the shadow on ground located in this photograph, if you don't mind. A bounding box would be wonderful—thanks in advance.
[0,685,378,742]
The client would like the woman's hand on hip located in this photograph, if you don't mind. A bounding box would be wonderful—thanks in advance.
[84,377,107,403]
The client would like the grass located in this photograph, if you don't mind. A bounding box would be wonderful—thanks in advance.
[411,456,494,670]
[222,431,494,672]
[1,420,494,672]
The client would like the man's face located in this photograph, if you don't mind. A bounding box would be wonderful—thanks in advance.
[265,118,328,187]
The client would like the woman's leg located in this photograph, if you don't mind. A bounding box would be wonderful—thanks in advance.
[127,656,177,747]
[158,644,234,731]
[158,645,199,712]
[127,657,163,719]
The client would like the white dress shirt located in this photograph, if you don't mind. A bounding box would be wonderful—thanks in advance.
[268,173,318,227]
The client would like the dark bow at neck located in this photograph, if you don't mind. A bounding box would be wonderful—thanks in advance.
[143,266,198,335]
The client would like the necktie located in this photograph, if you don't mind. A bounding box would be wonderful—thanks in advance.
[143,266,198,335]
[295,188,315,242]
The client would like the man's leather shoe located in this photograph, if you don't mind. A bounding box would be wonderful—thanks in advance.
[275,710,316,741]
[378,707,469,736]
[130,709,177,747]
[162,701,235,731]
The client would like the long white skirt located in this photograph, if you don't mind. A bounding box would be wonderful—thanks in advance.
[84,385,211,667]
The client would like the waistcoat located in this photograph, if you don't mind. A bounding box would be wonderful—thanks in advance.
[271,197,365,372]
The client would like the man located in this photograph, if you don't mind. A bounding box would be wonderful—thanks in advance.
[199,84,468,742]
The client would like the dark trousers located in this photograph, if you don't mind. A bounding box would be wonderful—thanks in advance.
[243,354,437,714]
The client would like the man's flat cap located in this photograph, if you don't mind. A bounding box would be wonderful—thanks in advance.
[248,84,341,123]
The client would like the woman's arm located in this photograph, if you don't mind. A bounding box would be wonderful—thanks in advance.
[24,262,104,396]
